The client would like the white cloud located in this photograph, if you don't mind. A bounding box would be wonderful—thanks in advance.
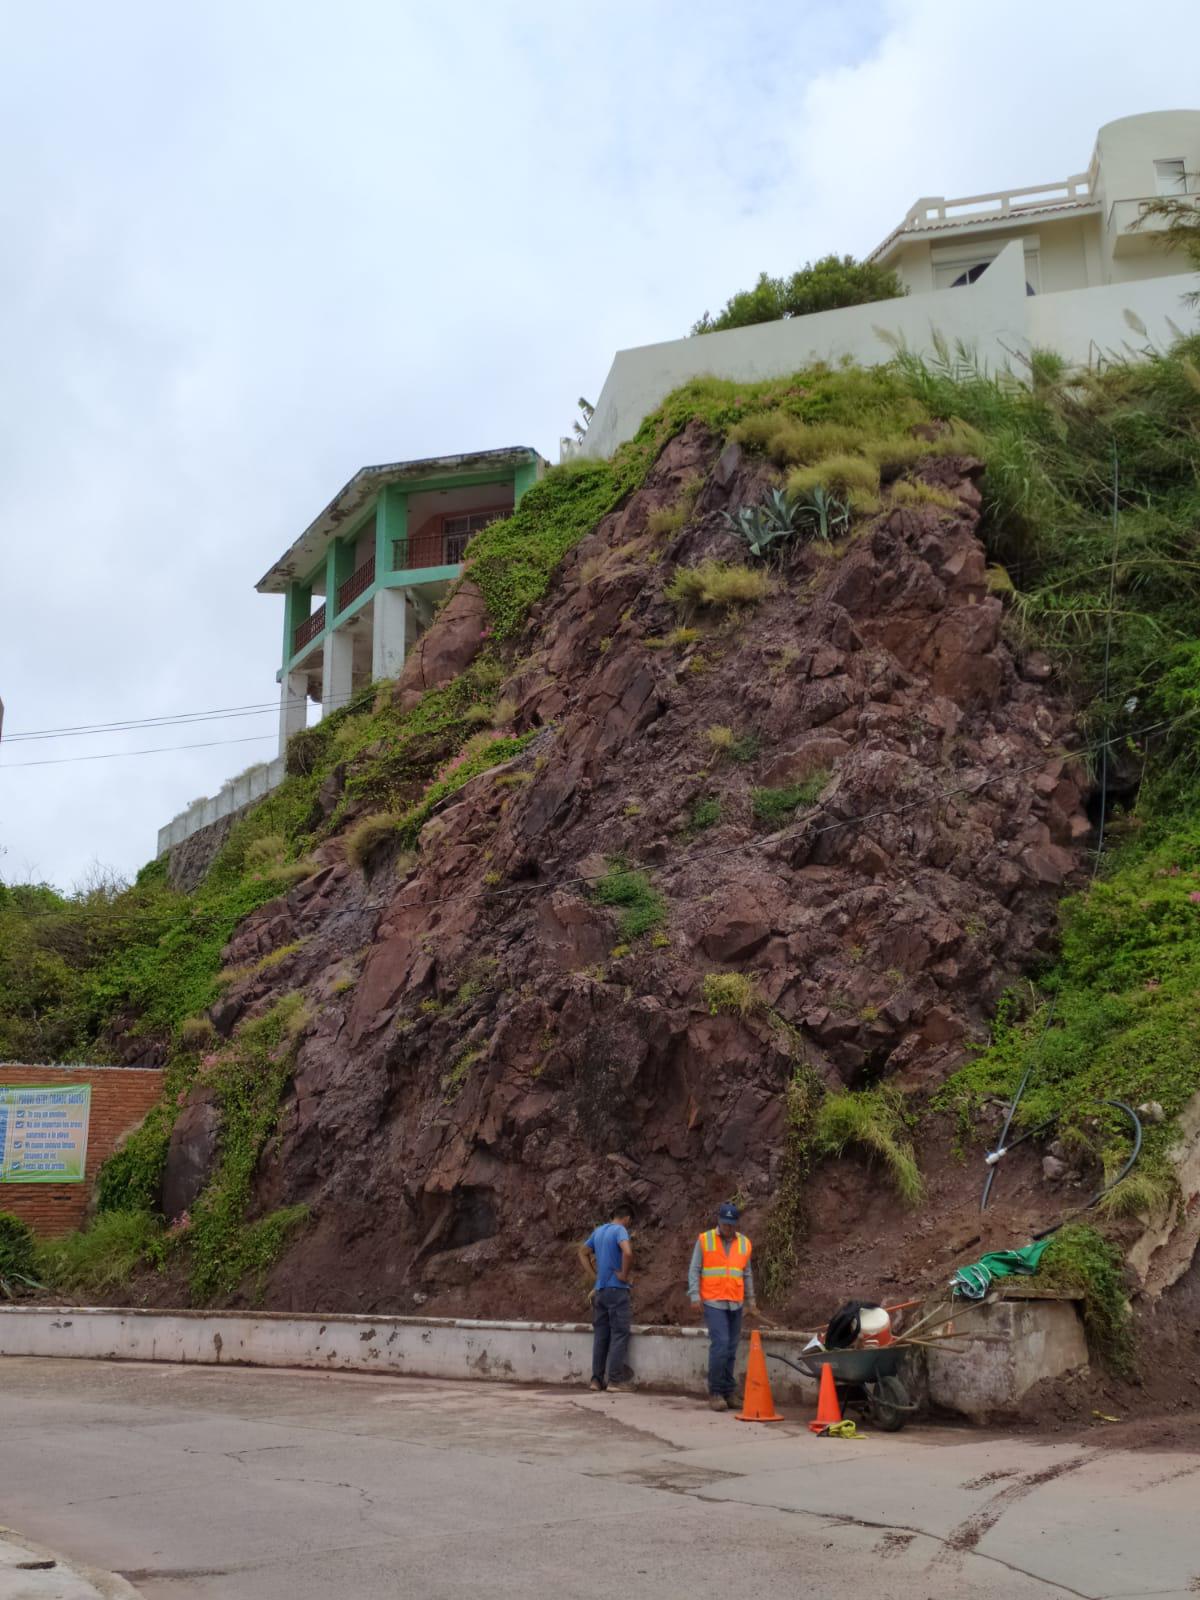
[0,0,1195,887]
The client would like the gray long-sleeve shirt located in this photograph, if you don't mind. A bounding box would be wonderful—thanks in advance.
[688,1237,755,1310]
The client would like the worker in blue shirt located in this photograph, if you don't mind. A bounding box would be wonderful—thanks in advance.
[577,1199,635,1392]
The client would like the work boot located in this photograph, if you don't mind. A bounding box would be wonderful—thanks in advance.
[588,1379,604,1392]
[707,1394,726,1412]
[725,1396,739,1411]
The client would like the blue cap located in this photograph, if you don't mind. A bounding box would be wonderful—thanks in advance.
[717,1202,740,1223]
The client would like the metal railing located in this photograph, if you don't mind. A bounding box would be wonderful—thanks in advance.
[293,603,326,653]
[392,531,470,571]
[336,554,375,614]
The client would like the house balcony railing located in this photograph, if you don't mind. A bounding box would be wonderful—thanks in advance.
[336,554,375,614]
[293,603,326,654]
[900,174,1094,232]
[392,530,471,571]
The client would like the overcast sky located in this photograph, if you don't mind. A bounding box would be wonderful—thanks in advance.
[1,0,1196,891]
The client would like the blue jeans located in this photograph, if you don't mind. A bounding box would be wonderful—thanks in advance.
[703,1304,743,1397]
[592,1288,633,1385]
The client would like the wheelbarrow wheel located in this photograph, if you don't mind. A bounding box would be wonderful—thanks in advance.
[868,1373,909,1431]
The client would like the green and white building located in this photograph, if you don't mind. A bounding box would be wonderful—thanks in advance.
[258,446,545,753]
[157,445,545,857]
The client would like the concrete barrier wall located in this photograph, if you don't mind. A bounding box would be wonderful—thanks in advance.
[1027,271,1195,364]
[0,1306,818,1401]
[156,754,287,857]
[581,240,1198,458]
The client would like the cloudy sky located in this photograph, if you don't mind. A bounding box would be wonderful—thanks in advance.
[1,0,1196,891]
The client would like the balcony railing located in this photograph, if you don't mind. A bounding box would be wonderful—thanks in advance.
[392,531,471,571]
[901,174,1094,232]
[336,554,375,614]
[293,603,326,654]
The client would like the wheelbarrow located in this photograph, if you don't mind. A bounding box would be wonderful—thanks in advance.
[767,1346,916,1431]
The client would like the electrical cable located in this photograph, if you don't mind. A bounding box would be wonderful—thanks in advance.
[0,734,279,769]
[980,442,1129,1212]
[2,687,367,744]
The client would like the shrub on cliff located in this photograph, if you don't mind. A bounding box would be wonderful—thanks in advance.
[692,255,906,335]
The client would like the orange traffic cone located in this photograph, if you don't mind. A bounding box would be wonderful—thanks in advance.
[736,1330,783,1423]
[808,1360,842,1434]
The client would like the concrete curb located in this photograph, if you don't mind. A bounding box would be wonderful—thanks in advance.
[0,1527,141,1600]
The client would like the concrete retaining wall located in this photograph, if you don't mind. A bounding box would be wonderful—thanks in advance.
[156,755,287,858]
[0,1299,1090,1419]
[0,1306,819,1401]
[925,1298,1089,1422]
[581,239,1198,457]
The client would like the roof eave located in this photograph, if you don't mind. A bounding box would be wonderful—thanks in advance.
[870,201,1100,264]
[255,446,544,594]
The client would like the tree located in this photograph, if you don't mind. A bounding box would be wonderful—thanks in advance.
[1132,186,1200,304]
[691,254,906,335]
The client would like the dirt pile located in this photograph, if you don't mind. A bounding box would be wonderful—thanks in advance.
[161,421,1094,1321]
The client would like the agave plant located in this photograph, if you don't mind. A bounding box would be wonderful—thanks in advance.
[790,485,851,542]
[722,485,849,558]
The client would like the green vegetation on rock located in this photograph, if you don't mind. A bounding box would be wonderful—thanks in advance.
[811,1087,924,1206]
[591,861,666,941]
[1036,1223,1134,1373]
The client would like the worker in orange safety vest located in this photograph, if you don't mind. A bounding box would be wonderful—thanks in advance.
[687,1201,758,1411]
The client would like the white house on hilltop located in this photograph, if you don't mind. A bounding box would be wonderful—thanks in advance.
[579,110,1200,459]
[870,111,1200,296]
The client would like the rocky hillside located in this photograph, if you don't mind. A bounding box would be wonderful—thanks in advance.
[8,349,1200,1349]
[153,416,1091,1322]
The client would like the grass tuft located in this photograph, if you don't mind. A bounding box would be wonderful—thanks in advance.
[786,455,880,498]
[703,971,761,1015]
[890,479,961,511]
[751,773,828,823]
[591,861,667,940]
[666,560,771,611]
[811,1088,923,1205]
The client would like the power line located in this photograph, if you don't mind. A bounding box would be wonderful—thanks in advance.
[2,687,368,745]
[0,733,278,770]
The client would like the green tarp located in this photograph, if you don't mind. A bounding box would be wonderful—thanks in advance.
[950,1239,1052,1300]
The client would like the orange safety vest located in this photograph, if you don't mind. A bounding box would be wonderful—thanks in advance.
[698,1229,752,1304]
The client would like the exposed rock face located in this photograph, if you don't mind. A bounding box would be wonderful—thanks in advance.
[393,579,487,712]
[195,424,1091,1321]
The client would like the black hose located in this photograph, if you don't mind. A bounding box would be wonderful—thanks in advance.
[1031,1098,1144,1240]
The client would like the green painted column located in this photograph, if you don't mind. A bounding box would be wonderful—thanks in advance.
[281,581,312,668]
[376,486,408,579]
[513,459,540,504]
[325,537,355,621]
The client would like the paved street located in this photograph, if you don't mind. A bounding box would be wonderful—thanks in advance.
[0,1358,1197,1599]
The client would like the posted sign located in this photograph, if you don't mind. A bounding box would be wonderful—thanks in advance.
[0,1085,91,1183]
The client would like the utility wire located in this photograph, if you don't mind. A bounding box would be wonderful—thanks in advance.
[2,688,367,744]
[0,734,279,770]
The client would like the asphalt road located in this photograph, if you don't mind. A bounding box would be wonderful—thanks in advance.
[0,1357,1197,1599]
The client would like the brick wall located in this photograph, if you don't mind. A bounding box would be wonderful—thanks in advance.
[0,1064,164,1236]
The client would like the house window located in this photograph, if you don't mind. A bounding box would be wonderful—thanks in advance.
[934,250,1040,296]
[1155,159,1188,196]
[443,510,502,539]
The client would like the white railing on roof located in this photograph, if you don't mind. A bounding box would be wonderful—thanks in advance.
[903,174,1094,230]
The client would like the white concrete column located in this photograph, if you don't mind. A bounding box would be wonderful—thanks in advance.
[371,586,408,680]
[277,671,308,756]
[321,627,355,718]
